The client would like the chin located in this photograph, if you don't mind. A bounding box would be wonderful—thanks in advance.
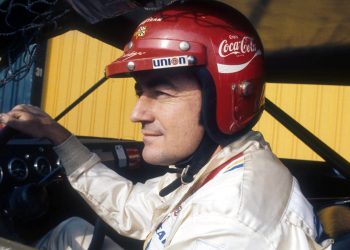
[142,150,165,166]
[142,149,175,166]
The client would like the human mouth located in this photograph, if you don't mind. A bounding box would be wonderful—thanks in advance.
[142,130,162,141]
[142,131,162,136]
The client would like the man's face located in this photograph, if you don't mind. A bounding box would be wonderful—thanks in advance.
[130,69,204,166]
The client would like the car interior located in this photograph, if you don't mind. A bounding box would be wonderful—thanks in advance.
[1,0,350,249]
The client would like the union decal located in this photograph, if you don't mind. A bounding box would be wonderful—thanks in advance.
[152,56,188,69]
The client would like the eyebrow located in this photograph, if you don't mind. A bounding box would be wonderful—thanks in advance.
[135,77,178,93]
[150,78,178,90]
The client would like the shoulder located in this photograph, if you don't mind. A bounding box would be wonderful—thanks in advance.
[193,144,294,223]
[189,132,317,242]
[169,132,322,248]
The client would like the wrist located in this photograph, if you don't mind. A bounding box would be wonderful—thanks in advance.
[47,123,72,145]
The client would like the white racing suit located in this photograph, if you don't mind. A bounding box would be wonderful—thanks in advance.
[38,131,333,250]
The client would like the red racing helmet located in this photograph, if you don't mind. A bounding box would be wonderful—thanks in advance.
[106,0,265,139]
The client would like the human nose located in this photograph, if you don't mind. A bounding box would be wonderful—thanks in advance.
[130,96,154,123]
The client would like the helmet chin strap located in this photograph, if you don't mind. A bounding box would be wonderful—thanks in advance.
[159,133,218,197]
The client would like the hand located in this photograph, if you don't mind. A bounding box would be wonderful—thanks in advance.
[0,104,71,145]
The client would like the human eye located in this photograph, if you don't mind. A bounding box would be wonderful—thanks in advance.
[151,85,178,99]
[152,82,177,99]
[154,89,171,97]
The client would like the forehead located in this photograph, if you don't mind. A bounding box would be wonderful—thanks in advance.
[132,68,200,90]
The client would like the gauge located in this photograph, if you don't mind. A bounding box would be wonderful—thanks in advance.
[34,156,52,176]
[0,166,3,184]
[8,158,29,181]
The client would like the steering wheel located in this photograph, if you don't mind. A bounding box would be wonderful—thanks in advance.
[0,126,106,250]
[0,126,18,146]
[0,126,64,219]
[0,126,55,242]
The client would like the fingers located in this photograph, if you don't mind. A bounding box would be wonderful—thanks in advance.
[0,104,71,145]
[11,104,47,117]
[5,110,24,124]
[0,104,50,135]
[0,111,16,126]
[0,113,7,127]
[1,105,39,126]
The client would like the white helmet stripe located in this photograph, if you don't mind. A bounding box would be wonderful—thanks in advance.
[217,50,262,73]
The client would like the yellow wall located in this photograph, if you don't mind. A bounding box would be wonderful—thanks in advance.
[255,84,350,161]
[42,31,142,141]
[42,31,350,162]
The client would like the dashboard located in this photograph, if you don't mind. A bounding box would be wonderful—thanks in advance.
[0,136,165,246]
[0,136,166,194]
[0,138,59,193]
[0,136,166,244]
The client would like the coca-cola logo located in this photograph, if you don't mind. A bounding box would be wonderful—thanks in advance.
[218,35,257,58]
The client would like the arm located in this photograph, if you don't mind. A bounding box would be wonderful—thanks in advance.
[55,135,172,239]
[0,105,171,239]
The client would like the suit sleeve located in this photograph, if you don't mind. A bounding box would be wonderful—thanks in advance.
[54,135,173,239]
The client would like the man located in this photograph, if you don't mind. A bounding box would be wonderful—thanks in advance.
[0,0,333,249]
